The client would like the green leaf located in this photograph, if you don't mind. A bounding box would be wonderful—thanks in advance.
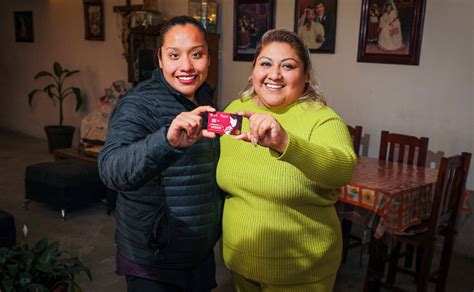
[28,90,41,107]
[1,278,14,292]
[19,272,32,286]
[72,88,83,111]
[34,71,53,80]
[32,239,49,255]
[53,62,63,77]
[44,85,56,99]
[70,281,83,292]
[65,70,80,77]
[28,283,50,292]
[37,241,60,266]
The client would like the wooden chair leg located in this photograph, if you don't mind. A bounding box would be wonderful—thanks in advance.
[404,243,415,268]
[416,242,434,292]
[341,218,352,263]
[436,231,456,292]
[386,242,402,287]
[415,246,424,282]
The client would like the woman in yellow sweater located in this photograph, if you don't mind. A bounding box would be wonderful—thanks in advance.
[216,29,356,291]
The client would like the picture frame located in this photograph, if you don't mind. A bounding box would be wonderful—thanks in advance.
[294,0,337,54]
[357,0,426,65]
[14,11,34,43]
[83,0,105,41]
[233,0,275,62]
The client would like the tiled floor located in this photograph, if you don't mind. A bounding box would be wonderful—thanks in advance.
[1,129,473,291]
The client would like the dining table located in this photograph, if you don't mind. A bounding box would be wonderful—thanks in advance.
[336,156,439,292]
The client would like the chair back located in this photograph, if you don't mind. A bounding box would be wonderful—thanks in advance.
[378,130,429,167]
[347,125,363,156]
[429,152,471,235]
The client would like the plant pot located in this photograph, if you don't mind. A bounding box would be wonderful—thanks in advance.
[44,125,75,153]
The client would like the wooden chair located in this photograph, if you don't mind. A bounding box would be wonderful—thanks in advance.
[382,152,471,292]
[347,125,363,156]
[340,125,364,264]
[379,130,429,167]
[379,130,430,267]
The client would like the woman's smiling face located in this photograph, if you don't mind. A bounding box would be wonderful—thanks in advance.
[252,42,307,109]
[158,23,209,102]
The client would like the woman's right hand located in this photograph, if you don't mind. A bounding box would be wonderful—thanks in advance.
[235,111,288,155]
[167,106,216,148]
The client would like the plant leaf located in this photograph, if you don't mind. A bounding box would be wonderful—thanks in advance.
[19,272,32,286]
[34,71,53,79]
[28,283,50,292]
[32,239,49,255]
[28,90,41,107]
[72,88,83,111]
[53,62,63,77]
[37,241,60,266]
[65,70,80,77]
[44,85,56,99]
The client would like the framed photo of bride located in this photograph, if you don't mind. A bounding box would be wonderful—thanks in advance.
[294,0,338,54]
[357,0,426,65]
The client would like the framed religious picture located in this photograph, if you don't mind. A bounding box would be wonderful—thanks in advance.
[233,0,275,61]
[357,0,426,65]
[83,0,105,41]
[14,11,34,42]
[294,0,337,53]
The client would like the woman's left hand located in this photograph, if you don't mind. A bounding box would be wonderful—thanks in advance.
[235,111,288,154]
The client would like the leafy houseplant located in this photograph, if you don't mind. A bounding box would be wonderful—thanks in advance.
[28,62,84,153]
[0,238,92,292]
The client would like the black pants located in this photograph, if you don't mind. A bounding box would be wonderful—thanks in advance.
[126,276,213,292]
[126,276,181,292]
[124,251,216,292]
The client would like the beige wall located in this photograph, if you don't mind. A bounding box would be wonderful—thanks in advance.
[1,0,473,256]
[219,0,474,190]
[0,0,142,144]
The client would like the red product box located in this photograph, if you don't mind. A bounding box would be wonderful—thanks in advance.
[207,112,242,135]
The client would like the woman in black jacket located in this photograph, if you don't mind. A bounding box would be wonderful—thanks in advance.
[98,15,223,292]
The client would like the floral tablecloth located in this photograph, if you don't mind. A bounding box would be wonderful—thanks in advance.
[337,156,439,238]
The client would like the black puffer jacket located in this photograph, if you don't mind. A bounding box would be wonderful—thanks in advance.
[98,69,223,269]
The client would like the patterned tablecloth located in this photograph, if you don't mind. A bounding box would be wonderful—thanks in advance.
[337,156,439,238]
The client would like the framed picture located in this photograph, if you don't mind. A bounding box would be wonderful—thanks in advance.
[83,0,105,41]
[294,0,337,53]
[357,0,426,65]
[14,11,34,42]
[233,0,275,61]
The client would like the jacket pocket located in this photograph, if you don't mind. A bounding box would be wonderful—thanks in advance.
[147,207,170,252]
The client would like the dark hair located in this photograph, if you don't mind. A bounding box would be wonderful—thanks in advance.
[157,15,208,49]
[314,0,326,7]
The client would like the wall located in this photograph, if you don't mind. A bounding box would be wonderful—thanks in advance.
[0,0,142,145]
[1,0,473,257]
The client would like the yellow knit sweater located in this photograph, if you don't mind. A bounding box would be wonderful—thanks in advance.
[216,98,356,285]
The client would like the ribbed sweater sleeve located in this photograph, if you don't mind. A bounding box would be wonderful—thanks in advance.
[278,115,356,189]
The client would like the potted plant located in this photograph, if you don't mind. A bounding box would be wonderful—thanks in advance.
[28,61,84,153]
[0,238,92,292]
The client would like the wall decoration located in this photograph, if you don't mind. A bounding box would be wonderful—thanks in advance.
[14,11,34,43]
[84,0,105,41]
[357,0,426,65]
[188,0,218,32]
[294,0,338,53]
[233,0,275,62]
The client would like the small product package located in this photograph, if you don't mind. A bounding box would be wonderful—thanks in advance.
[207,112,242,135]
